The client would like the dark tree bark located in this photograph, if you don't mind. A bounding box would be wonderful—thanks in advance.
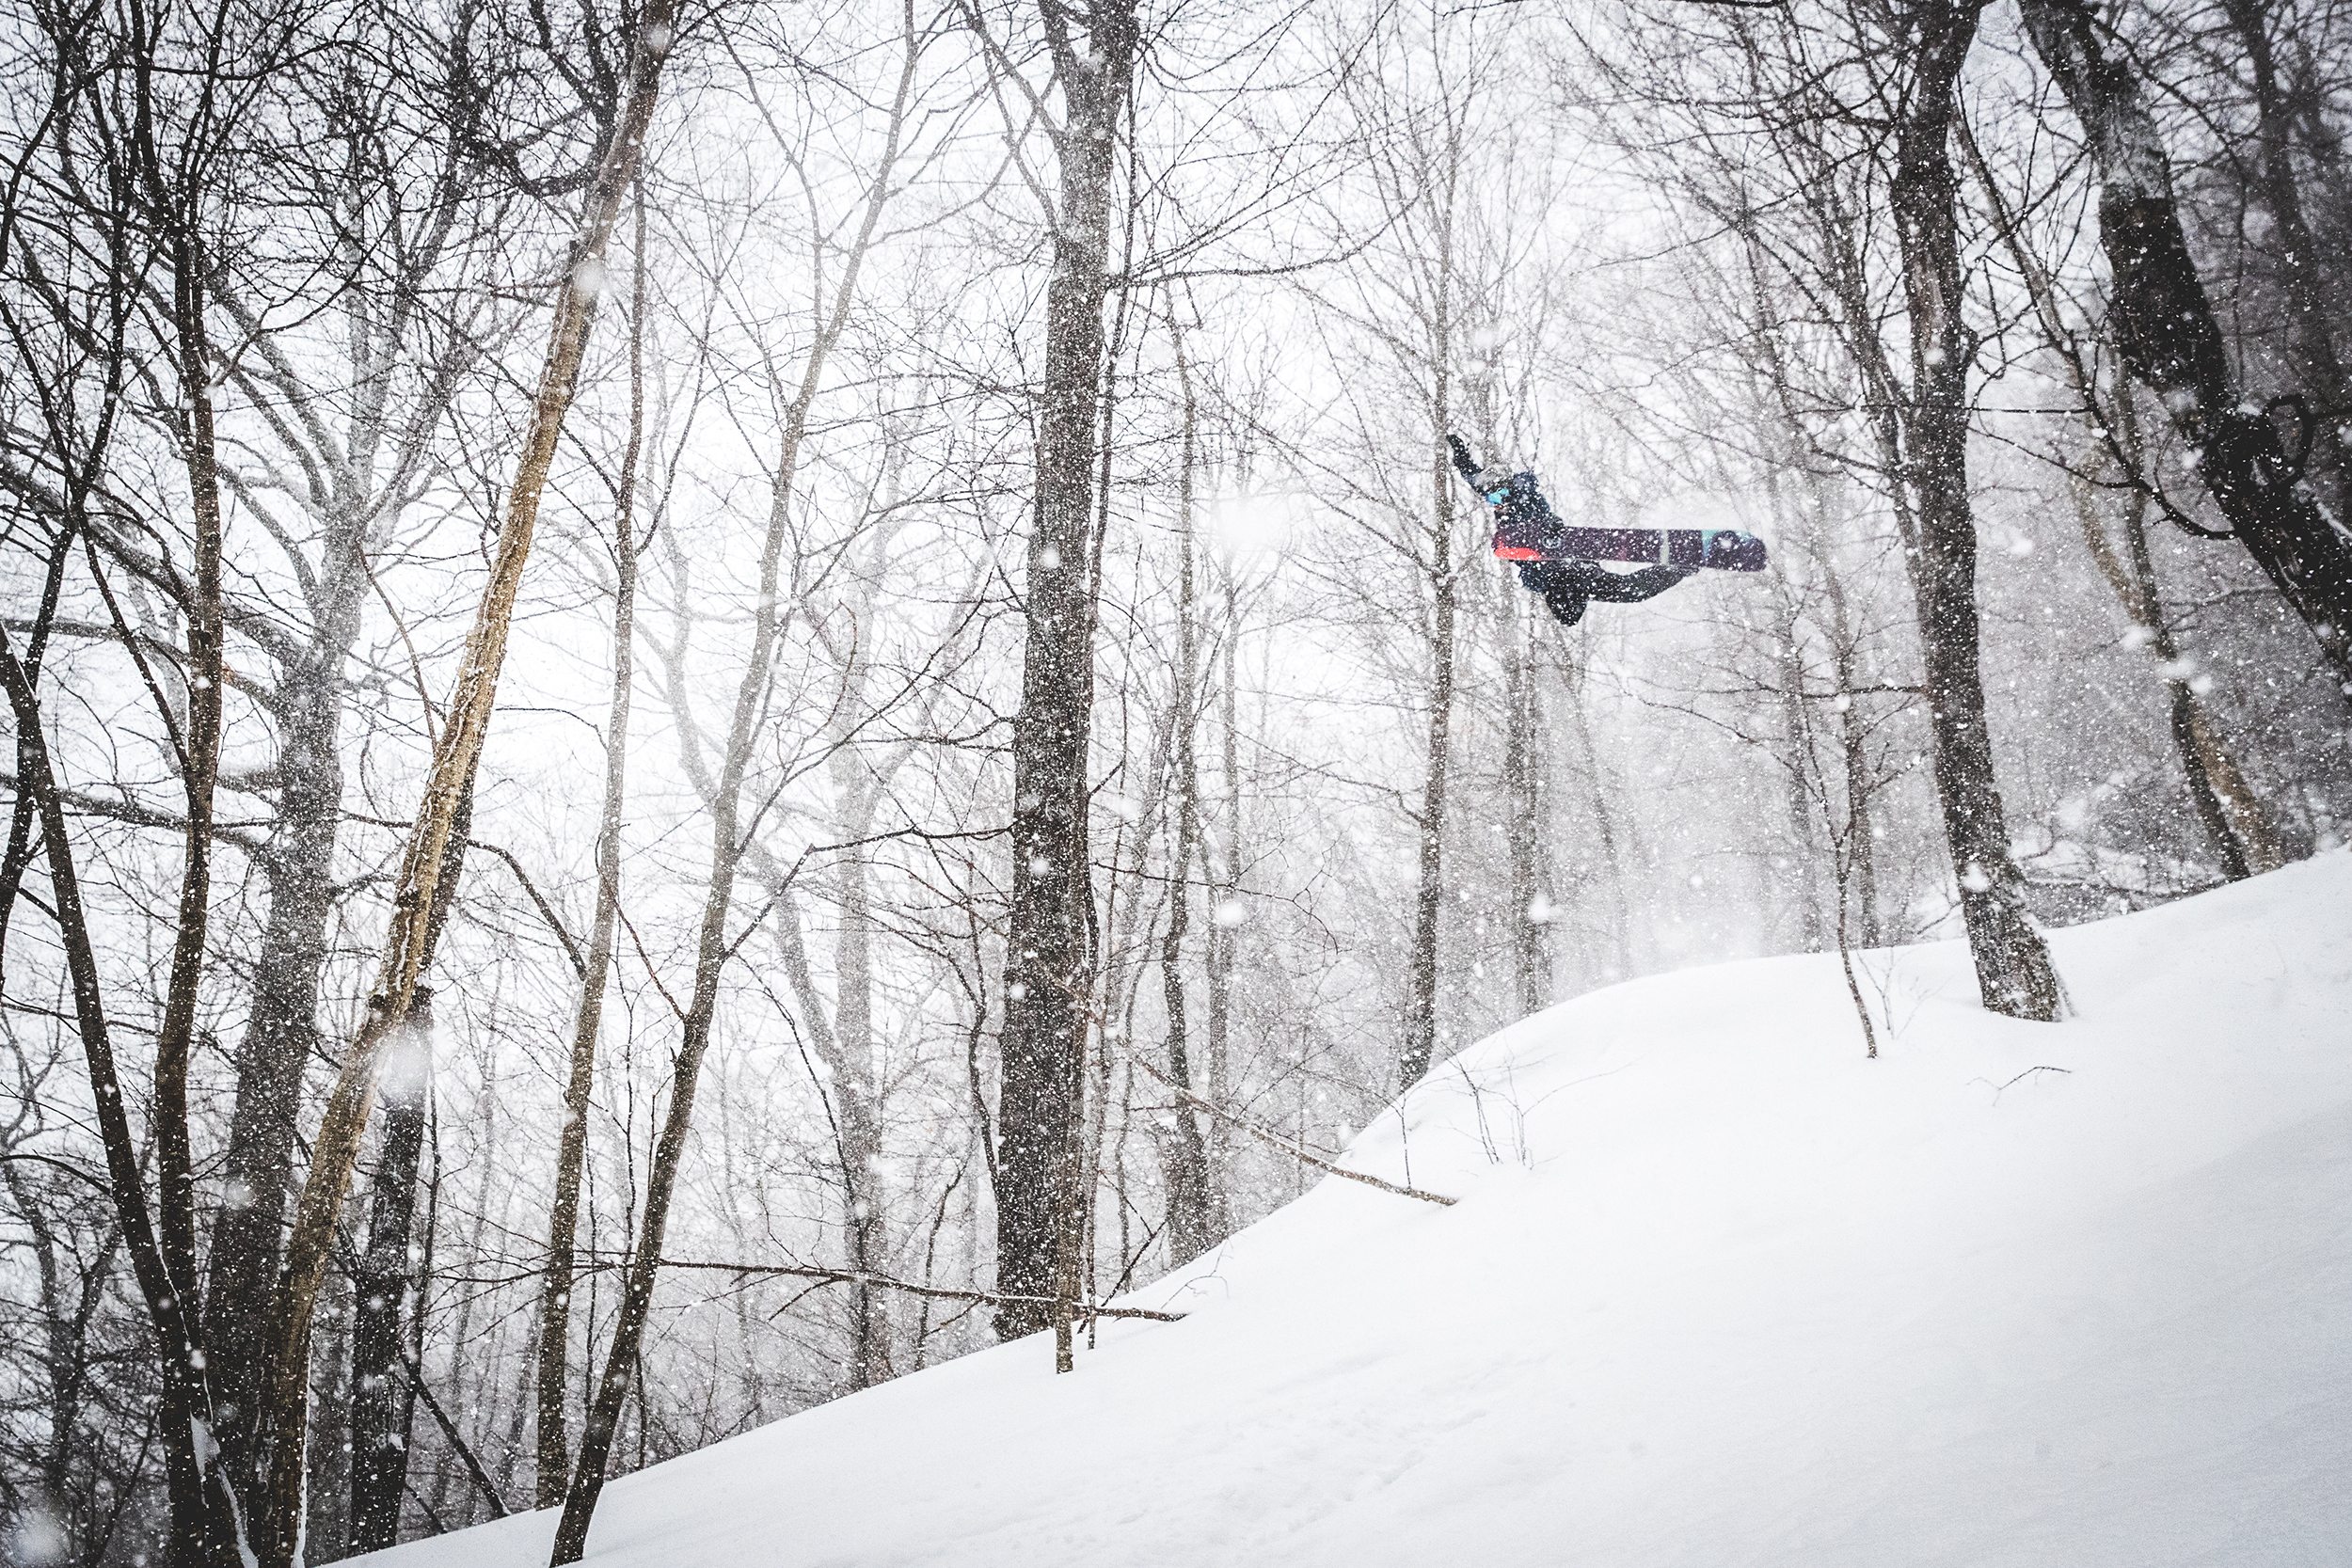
[346,1024,428,1556]
[995,0,1139,1340]
[1887,0,2065,1021]
[1958,120,2284,881]
[201,28,492,1504]
[2018,0,2352,691]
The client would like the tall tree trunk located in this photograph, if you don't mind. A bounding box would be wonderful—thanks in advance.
[203,645,346,1499]
[1201,565,1241,1231]
[252,13,678,1560]
[534,174,646,1512]
[346,752,477,1555]
[1501,578,1550,1016]
[1155,308,1216,1264]
[0,97,257,1558]
[1888,0,2064,1022]
[2018,0,2352,691]
[995,0,1139,1340]
[828,832,893,1386]
[1399,207,1460,1089]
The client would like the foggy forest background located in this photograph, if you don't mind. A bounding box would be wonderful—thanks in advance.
[3,0,2349,1560]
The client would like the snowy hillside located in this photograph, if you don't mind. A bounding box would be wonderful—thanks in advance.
[365,854,2352,1568]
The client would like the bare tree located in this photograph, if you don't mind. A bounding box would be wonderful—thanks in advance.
[984,0,1141,1347]
[253,7,681,1558]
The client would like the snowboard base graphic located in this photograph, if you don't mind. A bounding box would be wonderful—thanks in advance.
[1495,526,1770,574]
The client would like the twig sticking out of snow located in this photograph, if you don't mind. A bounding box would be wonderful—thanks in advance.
[1969,1064,2075,1103]
[1123,1049,1460,1208]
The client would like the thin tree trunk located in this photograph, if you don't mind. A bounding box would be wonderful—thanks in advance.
[1501,578,1550,1015]
[827,842,893,1386]
[1888,0,2064,1022]
[1400,176,1460,1089]
[0,637,247,1567]
[2018,0,2352,690]
[995,0,1139,1340]
[0,121,252,1558]
[2066,400,2282,876]
[252,14,679,1560]
[534,172,647,1512]
[1155,305,1215,1264]
[1822,560,1883,948]
[1201,564,1241,1233]
[1765,523,1826,952]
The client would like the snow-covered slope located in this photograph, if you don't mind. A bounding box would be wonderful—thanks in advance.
[368,854,2352,1568]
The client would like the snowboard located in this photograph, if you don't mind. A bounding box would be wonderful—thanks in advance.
[1494,525,1770,574]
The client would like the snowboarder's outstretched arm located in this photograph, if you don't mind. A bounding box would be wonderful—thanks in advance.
[1448,433,1484,487]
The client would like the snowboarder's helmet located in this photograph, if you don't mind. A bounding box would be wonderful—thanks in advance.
[1473,467,1513,502]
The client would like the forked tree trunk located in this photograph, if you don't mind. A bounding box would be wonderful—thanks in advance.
[250,13,680,1561]
[206,95,478,1509]
[1887,0,2064,1022]
[995,0,1139,1340]
[2018,0,2352,692]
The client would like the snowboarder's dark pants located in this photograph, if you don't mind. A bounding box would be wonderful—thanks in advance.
[1518,560,1692,627]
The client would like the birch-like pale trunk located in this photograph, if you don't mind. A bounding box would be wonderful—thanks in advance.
[1399,125,1461,1091]
[250,11,680,1560]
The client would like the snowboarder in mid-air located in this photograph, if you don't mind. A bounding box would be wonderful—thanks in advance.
[1449,435,1767,628]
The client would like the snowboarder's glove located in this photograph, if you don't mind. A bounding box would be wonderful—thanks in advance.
[1447,433,1482,483]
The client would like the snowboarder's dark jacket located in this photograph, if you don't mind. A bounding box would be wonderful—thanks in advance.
[1448,434,1690,627]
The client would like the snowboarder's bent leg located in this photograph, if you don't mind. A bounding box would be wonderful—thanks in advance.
[1579,563,1694,604]
[1518,561,1590,627]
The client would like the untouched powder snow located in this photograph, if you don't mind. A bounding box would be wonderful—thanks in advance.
[366,854,2352,1568]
